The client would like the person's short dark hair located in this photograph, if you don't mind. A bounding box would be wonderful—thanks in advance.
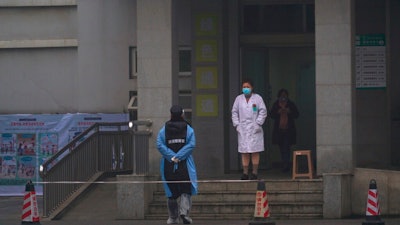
[277,88,289,98]
[170,105,183,120]
[241,78,254,87]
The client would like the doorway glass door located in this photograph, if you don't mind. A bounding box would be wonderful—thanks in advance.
[241,47,315,170]
[241,48,272,169]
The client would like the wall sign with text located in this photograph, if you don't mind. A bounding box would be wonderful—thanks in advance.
[355,34,386,89]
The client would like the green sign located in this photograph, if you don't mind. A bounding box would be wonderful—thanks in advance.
[355,34,386,89]
[355,34,385,46]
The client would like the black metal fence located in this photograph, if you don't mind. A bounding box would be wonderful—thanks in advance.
[39,121,152,218]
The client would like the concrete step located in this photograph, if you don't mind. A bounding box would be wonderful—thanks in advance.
[152,190,323,202]
[54,176,323,221]
[154,179,323,192]
[147,201,323,214]
[147,179,323,220]
[145,212,322,220]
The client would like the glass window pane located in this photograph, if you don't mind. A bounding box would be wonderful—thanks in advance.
[242,4,311,34]
[243,5,260,33]
[178,76,192,91]
[129,47,137,79]
[178,94,192,110]
[179,50,191,73]
[306,4,315,32]
[128,91,137,121]
[262,4,303,33]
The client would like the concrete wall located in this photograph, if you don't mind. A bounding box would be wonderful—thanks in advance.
[323,168,400,218]
[0,48,78,113]
[76,0,136,113]
[0,6,77,40]
[0,4,78,114]
[116,175,158,219]
[0,0,137,114]
[323,173,352,218]
[190,0,226,176]
[354,0,390,168]
[352,168,400,216]
[389,0,400,167]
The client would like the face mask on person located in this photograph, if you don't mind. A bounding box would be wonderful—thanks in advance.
[242,88,251,95]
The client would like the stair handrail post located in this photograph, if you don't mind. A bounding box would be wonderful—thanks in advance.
[128,119,152,175]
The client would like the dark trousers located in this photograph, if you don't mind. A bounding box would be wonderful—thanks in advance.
[164,159,191,199]
[278,131,291,167]
[167,183,192,199]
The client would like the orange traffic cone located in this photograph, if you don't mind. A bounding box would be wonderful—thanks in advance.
[362,179,384,225]
[21,180,41,224]
[249,181,275,225]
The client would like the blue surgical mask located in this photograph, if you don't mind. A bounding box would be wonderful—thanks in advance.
[242,88,251,95]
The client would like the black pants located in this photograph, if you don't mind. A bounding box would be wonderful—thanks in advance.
[164,159,191,199]
[278,130,291,166]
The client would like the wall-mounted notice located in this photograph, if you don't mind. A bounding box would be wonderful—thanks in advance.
[195,13,218,36]
[195,66,218,89]
[355,34,386,89]
[196,94,218,117]
[195,40,218,62]
[0,113,128,195]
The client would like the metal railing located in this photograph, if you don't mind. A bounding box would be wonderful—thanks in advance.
[39,120,152,218]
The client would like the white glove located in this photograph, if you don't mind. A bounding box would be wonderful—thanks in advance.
[171,157,179,163]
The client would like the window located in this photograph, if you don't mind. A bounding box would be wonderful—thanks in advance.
[129,47,137,79]
[178,47,192,123]
[241,3,315,34]
[179,47,192,75]
[128,91,137,121]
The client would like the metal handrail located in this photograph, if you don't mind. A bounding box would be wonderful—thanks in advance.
[39,120,152,218]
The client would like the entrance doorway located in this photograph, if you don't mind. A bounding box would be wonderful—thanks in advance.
[241,47,316,170]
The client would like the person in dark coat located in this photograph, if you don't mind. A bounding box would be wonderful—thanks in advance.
[270,89,299,172]
[157,105,198,224]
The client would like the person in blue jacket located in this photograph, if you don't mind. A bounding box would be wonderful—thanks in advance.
[157,105,198,224]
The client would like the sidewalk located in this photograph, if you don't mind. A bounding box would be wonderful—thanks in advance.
[2,218,400,225]
[1,195,399,225]
[2,179,399,225]
[2,195,400,225]
[0,193,400,225]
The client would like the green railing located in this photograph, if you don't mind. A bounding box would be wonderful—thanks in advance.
[39,121,152,219]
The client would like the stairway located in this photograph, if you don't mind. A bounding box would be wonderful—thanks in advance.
[57,177,118,221]
[145,179,323,220]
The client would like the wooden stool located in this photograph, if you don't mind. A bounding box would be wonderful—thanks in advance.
[292,150,313,179]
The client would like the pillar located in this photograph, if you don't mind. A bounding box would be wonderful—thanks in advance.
[136,0,174,174]
[315,0,355,175]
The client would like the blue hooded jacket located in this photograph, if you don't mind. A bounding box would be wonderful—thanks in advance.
[156,124,198,197]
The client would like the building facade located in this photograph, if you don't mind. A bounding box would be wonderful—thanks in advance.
[1,0,400,215]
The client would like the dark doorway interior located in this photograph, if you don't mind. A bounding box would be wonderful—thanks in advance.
[241,47,316,170]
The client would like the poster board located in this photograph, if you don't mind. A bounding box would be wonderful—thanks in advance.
[355,34,386,89]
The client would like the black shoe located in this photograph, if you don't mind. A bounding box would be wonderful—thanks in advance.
[240,173,249,180]
[249,173,258,180]
[180,215,192,224]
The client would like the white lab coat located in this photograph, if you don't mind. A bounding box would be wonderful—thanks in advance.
[232,93,267,153]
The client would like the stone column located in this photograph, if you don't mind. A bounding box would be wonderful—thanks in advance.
[323,173,352,218]
[116,1,174,219]
[136,0,174,174]
[315,0,355,175]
